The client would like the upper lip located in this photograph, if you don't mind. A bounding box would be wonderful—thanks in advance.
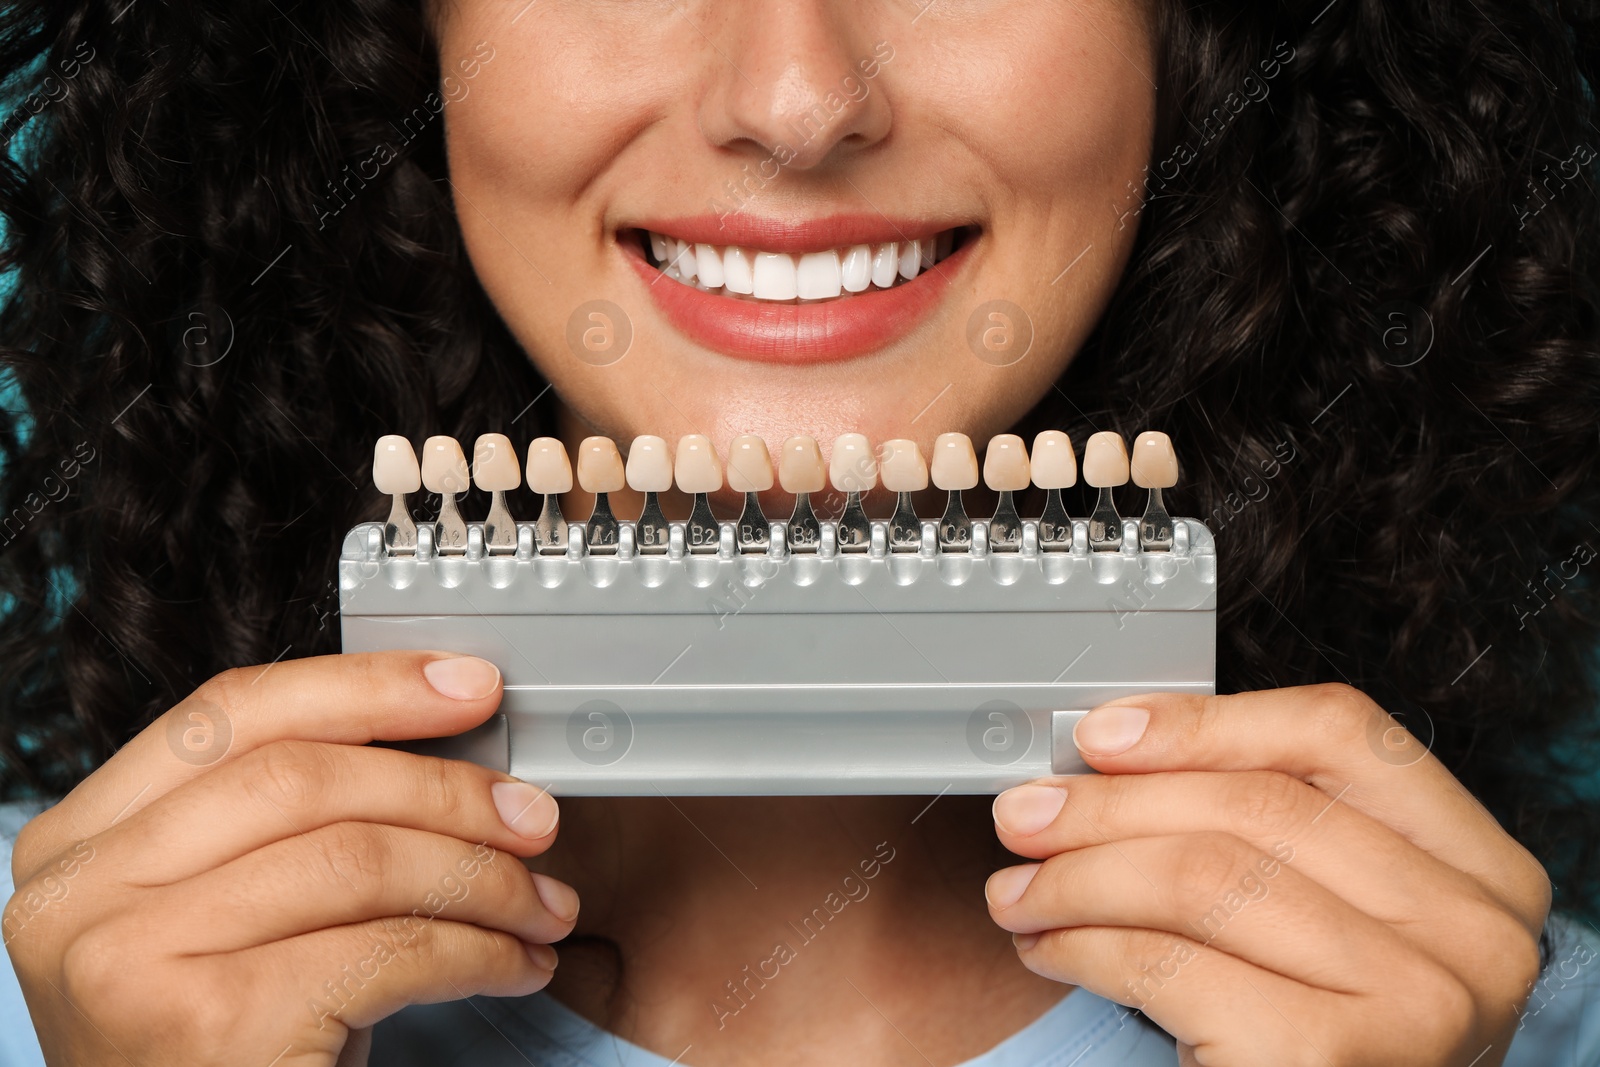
[627,213,967,255]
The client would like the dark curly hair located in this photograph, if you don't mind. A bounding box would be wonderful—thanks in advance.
[1,0,1598,937]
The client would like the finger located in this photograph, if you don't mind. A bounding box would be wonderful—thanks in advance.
[986,833,1406,991]
[140,824,577,954]
[94,741,557,884]
[992,771,1491,925]
[16,650,503,877]
[1070,685,1548,923]
[234,913,559,1036]
[1015,925,1396,1067]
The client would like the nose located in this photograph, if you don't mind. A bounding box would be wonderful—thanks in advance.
[697,1,893,172]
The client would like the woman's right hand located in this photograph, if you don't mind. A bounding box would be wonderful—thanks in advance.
[4,650,576,1066]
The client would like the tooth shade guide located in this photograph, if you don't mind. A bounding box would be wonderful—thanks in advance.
[373,435,420,554]
[364,426,1191,563]
[878,439,928,554]
[1132,431,1178,551]
[421,436,470,553]
[983,434,1029,552]
[1082,432,1129,552]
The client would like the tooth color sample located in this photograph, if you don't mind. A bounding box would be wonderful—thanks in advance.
[878,439,928,492]
[983,434,1031,492]
[1131,431,1179,489]
[830,433,877,492]
[726,435,775,493]
[1030,430,1077,490]
[1082,432,1130,487]
[931,433,979,491]
[778,436,826,494]
[421,436,471,494]
[374,435,421,495]
[576,436,626,494]
[526,437,574,495]
[675,434,723,494]
[472,433,521,492]
[625,435,673,494]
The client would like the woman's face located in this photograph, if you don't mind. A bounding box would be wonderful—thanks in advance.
[430,0,1157,474]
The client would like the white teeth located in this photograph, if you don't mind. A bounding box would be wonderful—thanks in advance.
[673,239,697,281]
[796,250,842,299]
[723,246,754,294]
[842,244,872,292]
[898,240,921,281]
[645,230,961,303]
[696,243,724,288]
[871,243,900,288]
[753,251,798,300]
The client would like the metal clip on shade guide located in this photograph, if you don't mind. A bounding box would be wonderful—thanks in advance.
[879,438,928,553]
[625,435,672,555]
[1030,430,1076,552]
[984,434,1029,552]
[1083,431,1129,552]
[932,432,978,552]
[831,433,876,553]
[422,435,470,555]
[527,437,572,555]
[578,436,624,555]
[727,434,774,554]
[780,435,825,553]
[1132,431,1178,552]
[373,435,420,555]
[472,433,520,554]
[676,435,723,554]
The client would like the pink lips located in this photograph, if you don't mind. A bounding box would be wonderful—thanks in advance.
[624,213,973,365]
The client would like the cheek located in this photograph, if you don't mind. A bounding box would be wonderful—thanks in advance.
[928,10,1157,207]
[443,25,662,212]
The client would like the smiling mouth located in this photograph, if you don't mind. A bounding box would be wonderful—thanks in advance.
[626,226,974,303]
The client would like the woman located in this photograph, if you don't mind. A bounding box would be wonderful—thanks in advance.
[1,0,1598,1064]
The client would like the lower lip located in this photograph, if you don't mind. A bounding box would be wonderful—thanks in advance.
[625,238,972,365]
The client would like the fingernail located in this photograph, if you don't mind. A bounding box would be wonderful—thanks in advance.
[423,656,502,701]
[1013,931,1040,952]
[531,872,580,923]
[985,863,1040,909]
[492,780,559,839]
[993,785,1068,836]
[525,942,558,971]
[1074,705,1149,756]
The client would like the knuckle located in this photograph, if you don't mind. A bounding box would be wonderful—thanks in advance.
[246,740,334,812]
[1475,902,1544,997]
[1228,770,1313,840]
[10,811,57,885]
[413,759,469,827]
[162,962,251,1046]
[1406,959,1477,1048]
[1304,682,1377,746]
[193,667,250,719]
[59,921,137,1016]
[1506,847,1554,928]
[1166,833,1256,918]
[307,821,392,886]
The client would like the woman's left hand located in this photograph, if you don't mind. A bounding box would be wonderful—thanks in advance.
[985,683,1551,1067]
